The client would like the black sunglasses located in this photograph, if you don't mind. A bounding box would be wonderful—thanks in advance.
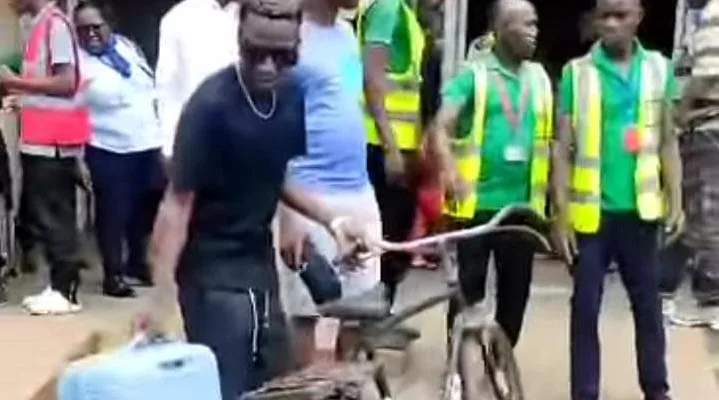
[76,23,105,34]
[241,44,298,68]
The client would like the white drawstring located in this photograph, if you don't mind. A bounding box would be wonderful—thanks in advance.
[248,289,259,362]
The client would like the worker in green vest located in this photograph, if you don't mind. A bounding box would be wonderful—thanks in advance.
[430,0,553,346]
[551,0,682,398]
[357,0,426,323]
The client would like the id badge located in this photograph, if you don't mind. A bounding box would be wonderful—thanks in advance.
[504,144,528,162]
[624,126,640,153]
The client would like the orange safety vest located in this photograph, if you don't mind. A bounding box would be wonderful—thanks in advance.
[20,5,89,146]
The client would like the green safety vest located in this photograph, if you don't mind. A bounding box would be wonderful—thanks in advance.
[357,0,426,150]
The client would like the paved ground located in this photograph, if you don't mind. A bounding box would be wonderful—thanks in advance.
[2,259,718,400]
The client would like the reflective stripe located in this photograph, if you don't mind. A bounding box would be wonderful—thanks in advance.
[363,107,418,123]
[574,156,601,168]
[385,78,421,92]
[568,46,668,233]
[570,190,601,203]
[445,61,552,219]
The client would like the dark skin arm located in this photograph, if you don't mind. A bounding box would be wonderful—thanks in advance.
[148,186,195,311]
[551,114,573,221]
[429,103,466,195]
[363,45,398,152]
[660,98,682,225]
[0,64,77,97]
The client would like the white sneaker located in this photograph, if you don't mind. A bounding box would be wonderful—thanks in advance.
[22,288,81,315]
[662,298,677,318]
[710,320,719,331]
[21,286,53,308]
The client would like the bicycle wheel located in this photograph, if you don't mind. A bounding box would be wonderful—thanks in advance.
[474,324,524,400]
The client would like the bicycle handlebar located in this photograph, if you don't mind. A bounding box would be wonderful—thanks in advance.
[365,204,552,256]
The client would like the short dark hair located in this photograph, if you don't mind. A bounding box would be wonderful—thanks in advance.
[239,0,302,23]
[73,0,116,28]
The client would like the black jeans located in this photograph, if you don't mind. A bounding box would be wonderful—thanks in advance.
[179,283,290,400]
[85,146,164,282]
[20,154,83,300]
[571,213,668,400]
[367,144,418,303]
[446,211,535,347]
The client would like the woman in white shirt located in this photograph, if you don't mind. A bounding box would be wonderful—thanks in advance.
[75,2,164,298]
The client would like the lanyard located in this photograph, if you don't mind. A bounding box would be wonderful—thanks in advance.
[492,72,530,135]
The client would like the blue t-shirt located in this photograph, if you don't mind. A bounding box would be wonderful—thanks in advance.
[289,19,369,193]
[172,66,306,291]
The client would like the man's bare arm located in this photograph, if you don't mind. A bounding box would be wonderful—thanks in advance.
[280,182,335,231]
[660,99,682,211]
[363,46,397,152]
[149,185,195,309]
[2,64,76,97]
[429,103,463,181]
[551,114,573,218]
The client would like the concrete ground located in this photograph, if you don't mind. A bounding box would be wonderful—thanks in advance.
[1,259,718,400]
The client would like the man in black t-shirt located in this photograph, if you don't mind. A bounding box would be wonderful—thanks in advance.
[142,2,370,398]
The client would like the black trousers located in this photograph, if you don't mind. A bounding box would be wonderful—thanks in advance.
[446,211,535,347]
[85,146,164,282]
[179,283,290,400]
[20,154,83,299]
[366,144,418,303]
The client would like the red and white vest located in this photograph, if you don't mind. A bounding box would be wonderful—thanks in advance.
[20,5,89,146]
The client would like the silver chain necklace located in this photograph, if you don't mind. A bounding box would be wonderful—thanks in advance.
[235,63,277,120]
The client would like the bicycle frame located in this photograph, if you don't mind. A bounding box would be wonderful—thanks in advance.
[347,204,550,399]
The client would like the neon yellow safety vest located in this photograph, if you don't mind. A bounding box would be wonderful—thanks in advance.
[357,0,426,150]
[444,61,554,220]
[568,50,667,234]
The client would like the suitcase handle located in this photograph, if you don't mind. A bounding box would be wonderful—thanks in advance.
[128,333,192,371]
[128,333,173,350]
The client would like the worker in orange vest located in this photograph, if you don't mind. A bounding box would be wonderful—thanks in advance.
[0,0,90,315]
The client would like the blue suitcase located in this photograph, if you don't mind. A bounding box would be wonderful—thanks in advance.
[58,336,222,400]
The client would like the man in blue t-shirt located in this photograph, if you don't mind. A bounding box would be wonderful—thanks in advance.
[143,2,370,398]
[277,0,382,365]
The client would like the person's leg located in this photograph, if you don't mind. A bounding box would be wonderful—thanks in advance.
[42,157,84,302]
[681,131,719,306]
[492,235,535,346]
[126,149,164,284]
[256,289,292,385]
[613,216,669,399]
[179,284,258,400]
[571,222,611,400]
[658,238,692,298]
[447,216,492,342]
[85,147,134,297]
[21,155,83,304]
[367,144,418,304]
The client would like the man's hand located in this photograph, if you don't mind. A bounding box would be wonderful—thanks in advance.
[664,200,685,241]
[133,285,177,340]
[385,148,406,186]
[279,227,308,270]
[328,217,370,266]
[0,65,18,89]
[550,214,578,268]
[443,167,469,202]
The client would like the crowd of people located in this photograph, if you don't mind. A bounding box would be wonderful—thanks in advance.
[0,0,718,399]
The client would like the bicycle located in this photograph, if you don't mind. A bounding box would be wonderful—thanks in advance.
[243,204,552,400]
